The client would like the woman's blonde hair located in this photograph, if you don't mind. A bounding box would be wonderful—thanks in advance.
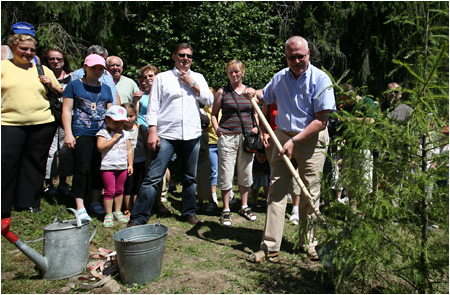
[7,34,36,47]
[225,60,245,75]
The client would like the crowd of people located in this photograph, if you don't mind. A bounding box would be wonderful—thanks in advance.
[2,22,446,263]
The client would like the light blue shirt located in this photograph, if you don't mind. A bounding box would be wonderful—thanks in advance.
[263,63,336,133]
[71,68,118,105]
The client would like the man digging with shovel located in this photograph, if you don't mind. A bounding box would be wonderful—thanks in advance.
[243,36,335,262]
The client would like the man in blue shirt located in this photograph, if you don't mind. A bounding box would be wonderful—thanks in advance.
[244,36,336,262]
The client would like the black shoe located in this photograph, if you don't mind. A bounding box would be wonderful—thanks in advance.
[127,222,139,228]
[28,207,42,213]
[57,184,71,197]
[44,186,58,198]
[153,201,171,217]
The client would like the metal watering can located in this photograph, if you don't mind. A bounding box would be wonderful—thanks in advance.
[1,208,97,280]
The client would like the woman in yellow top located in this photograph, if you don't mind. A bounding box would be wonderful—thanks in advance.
[1,33,63,218]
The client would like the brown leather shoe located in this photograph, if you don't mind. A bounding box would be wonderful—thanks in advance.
[246,250,280,263]
[307,247,320,261]
[187,215,201,225]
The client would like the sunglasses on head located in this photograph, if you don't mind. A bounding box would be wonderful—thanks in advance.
[178,53,193,59]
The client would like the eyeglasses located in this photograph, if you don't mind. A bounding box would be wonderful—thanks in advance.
[48,57,63,62]
[178,53,193,59]
[287,54,307,61]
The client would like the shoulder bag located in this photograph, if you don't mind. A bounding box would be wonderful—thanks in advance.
[36,64,63,127]
[228,86,260,153]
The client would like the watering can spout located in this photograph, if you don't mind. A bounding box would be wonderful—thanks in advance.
[1,218,49,273]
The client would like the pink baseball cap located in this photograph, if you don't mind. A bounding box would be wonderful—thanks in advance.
[105,105,128,121]
[84,54,106,68]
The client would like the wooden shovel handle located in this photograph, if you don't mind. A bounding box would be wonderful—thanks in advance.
[250,97,327,225]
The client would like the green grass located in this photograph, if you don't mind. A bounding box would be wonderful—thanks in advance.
[1,185,339,293]
[8,184,447,293]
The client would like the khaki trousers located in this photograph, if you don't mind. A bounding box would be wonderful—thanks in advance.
[260,128,328,252]
[265,136,301,196]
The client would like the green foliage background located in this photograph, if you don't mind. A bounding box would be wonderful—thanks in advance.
[2,1,448,115]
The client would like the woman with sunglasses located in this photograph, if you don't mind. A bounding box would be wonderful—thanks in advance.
[41,49,74,199]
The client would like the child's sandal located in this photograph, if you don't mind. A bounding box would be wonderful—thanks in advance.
[103,214,114,228]
[113,211,129,223]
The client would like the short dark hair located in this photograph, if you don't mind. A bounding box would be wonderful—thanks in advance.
[172,43,193,55]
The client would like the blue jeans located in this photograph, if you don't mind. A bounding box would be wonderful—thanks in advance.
[208,144,218,186]
[130,137,200,224]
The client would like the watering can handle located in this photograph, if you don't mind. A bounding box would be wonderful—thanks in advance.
[53,208,82,228]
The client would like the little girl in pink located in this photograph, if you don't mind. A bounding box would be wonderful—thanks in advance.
[96,105,133,227]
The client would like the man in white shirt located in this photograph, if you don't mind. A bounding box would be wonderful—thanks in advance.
[106,56,142,104]
[128,43,214,226]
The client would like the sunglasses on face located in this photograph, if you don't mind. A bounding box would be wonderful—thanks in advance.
[178,53,193,59]
[287,54,307,61]
[48,57,63,62]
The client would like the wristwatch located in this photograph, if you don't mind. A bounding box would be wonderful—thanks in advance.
[290,137,297,145]
[189,81,196,88]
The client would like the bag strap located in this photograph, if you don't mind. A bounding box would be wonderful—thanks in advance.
[36,65,59,97]
[36,63,45,76]
[36,64,50,95]
[229,87,249,139]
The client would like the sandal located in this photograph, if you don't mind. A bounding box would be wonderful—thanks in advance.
[103,214,114,228]
[246,250,280,263]
[240,207,257,221]
[77,208,92,222]
[113,211,128,223]
[307,247,320,261]
[220,211,232,226]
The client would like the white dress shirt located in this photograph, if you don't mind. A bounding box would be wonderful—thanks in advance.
[146,67,213,140]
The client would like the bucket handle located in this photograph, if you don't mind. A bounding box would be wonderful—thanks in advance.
[53,208,82,228]
[120,222,162,245]
[89,224,97,243]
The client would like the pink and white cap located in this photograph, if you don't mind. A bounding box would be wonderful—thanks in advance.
[105,105,128,121]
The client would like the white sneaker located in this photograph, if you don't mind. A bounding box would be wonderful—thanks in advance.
[337,197,349,204]
[289,213,299,225]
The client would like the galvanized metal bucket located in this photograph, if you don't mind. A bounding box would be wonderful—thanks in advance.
[41,208,97,280]
[113,222,168,285]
